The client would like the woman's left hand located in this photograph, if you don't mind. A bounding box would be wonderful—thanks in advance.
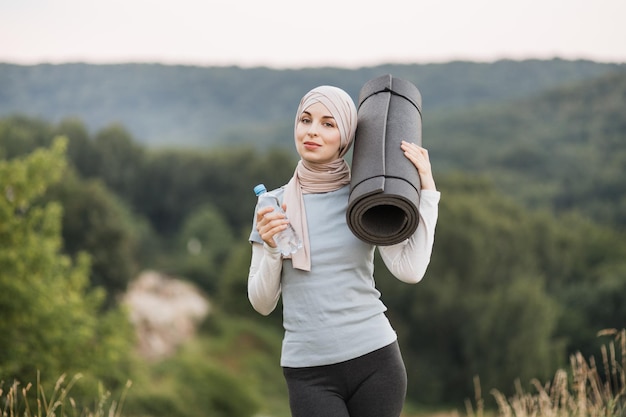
[401,141,437,191]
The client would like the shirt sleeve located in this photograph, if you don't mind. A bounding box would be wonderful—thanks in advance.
[247,242,283,315]
[378,189,440,284]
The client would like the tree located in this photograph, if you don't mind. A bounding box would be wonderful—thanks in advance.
[0,138,134,396]
[375,175,562,405]
[53,117,101,178]
[45,172,144,301]
[92,124,146,202]
[0,115,52,158]
[172,203,235,294]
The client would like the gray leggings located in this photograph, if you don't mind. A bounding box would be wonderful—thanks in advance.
[282,341,407,417]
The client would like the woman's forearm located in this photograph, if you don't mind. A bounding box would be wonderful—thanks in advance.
[247,242,283,315]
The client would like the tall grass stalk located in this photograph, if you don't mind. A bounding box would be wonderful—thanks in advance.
[467,329,625,417]
[1,372,132,417]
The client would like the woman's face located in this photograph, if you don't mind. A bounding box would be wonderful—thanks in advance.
[295,102,342,164]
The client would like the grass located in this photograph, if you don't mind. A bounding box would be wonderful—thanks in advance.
[1,372,132,417]
[466,329,625,417]
[3,329,623,417]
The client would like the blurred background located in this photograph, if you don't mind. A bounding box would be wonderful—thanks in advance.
[1,1,625,416]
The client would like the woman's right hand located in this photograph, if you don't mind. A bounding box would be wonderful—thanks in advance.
[256,204,289,248]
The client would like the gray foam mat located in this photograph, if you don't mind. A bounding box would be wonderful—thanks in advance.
[347,74,423,245]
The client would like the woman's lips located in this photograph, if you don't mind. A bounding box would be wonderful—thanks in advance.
[303,142,320,150]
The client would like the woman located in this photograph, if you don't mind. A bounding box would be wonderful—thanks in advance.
[248,85,439,417]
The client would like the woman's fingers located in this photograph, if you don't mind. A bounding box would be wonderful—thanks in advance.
[401,140,437,191]
[256,207,288,247]
[401,141,430,168]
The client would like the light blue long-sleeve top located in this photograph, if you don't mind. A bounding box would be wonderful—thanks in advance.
[248,185,440,367]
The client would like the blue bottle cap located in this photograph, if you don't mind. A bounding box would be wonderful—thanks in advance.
[253,184,267,196]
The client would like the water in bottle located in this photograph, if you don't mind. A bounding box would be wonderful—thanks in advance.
[253,184,302,256]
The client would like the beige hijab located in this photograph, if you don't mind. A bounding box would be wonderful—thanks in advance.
[283,86,358,271]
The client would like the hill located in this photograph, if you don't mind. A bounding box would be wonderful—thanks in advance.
[0,59,624,147]
[426,70,626,229]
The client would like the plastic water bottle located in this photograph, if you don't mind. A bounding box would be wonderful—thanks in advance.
[253,184,302,256]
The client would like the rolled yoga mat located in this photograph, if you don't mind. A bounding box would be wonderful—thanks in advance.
[347,74,423,245]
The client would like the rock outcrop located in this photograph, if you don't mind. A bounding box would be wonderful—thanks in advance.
[122,270,210,360]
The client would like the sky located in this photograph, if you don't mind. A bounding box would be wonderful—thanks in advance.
[1,0,625,69]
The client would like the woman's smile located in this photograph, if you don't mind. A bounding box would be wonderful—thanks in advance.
[303,140,321,150]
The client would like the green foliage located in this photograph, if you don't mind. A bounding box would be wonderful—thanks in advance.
[44,172,143,300]
[540,215,626,357]
[426,71,626,230]
[469,329,626,417]
[0,139,134,398]
[129,357,258,417]
[376,175,558,403]
[92,123,146,201]
[170,203,235,294]
[124,315,288,417]
[52,118,101,177]
[218,241,256,316]
[0,115,52,158]
[129,145,295,238]
[217,239,286,330]
[376,174,626,405]
[199,314,289,417]
[0,112,296,286]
